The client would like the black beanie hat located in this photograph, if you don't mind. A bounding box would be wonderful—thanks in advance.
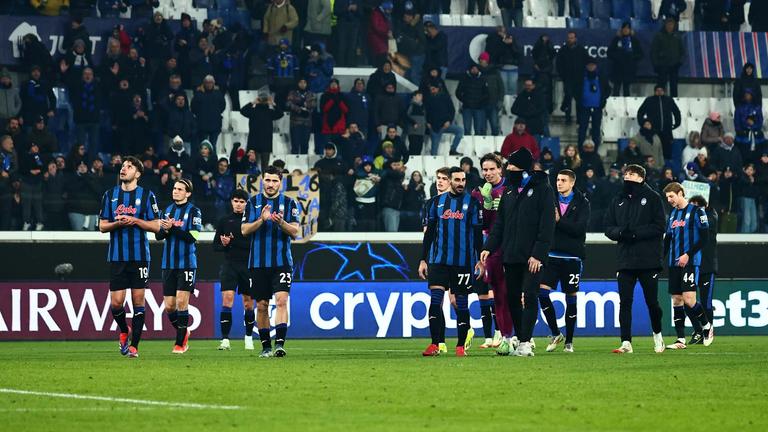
[507,148,533,171]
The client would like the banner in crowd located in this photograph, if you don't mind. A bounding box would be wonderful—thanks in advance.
[0,282,215,340]
[0,15,179,65]
[236,172,320,243]
[2,280,766,340]
[442,26,768,79]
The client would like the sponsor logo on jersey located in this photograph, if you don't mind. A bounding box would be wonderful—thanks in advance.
[441,209,464,220]
[671,220,687,229]
[115,204,137,216]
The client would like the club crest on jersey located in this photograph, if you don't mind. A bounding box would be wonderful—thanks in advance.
[193,216,202,226]
[700,214,708,224]
[291,207,299,217]
[462,202,469,211]
[135,198,141,206]
[441,209,464,220]
[279,204,285,213]
[115,204,137,216]
[527,189,533,197]
[641,198,647,206]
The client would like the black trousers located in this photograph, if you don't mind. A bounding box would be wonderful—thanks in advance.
[503,263,541,343]
[617,269,663,342]
[655,65,680,97]
[658,129,674,161]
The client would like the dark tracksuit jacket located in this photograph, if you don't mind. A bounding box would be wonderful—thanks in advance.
[551,189,590,259]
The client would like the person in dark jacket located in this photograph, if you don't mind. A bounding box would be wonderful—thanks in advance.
[478,52,504,136]
[734,62,763,108]
[637,85,682,160]
[240,92,283,171]
[19,141,45,230]
[286,78,317,154]
[367,61,397,104]
[749,0,768,32]
[63,16,91,53]
[376,126,410,165]
[26,116,58,159]
[142,11,175,67]
[485,26,521,96]
[164,93,197,153]
[710,133,744,173]
[589,163,622,231]
[396,8,426,85]
[556,31,588,125]
[64,160,102,230]
[191,75,226,149]
[538,168,590,352]
[19,34,54,78]
[379,158,406,232]
[424,21,448,78]
[607,22,643,97]
[320,79,349,140]
[20,66,56,128]
[701,0,737,31]
[497,0,524,31]
[734,90,766,162]
[617,138,646,167]
[42,160,67,230]
[346,78,371,135]
[334,0,364,67]
[532,34,557,114]
[651,18,685,97]
[374,83,406,136]
[511,79,548,137]
[456,64,489,136]
[425,83,463,156]
[401,170,426,231]
[604,164,666,354]
[688,194,718,324]
[658,0,687,21]
[576,59,610,151]
[68,68,102,154]
[481,147,556,356]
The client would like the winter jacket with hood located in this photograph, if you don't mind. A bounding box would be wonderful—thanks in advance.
[240,101,284,152]
[700,118,724,148]
[510,88,547,135]
[305,0,333,35]
[607,29,643,79]
[637,94,681,132]
[191,86,226,133]
[733,62,763,107]
[0,77,22,121]
[651,26,685,68]
[633,129,665,167]
[455,68,489,110]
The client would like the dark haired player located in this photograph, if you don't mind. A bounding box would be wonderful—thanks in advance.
[214,189,255,351]
[689,194,717,336]
[540,169,590,353]
[99,156,160,358]
[157,179,202,354]
[662,183,714,349]
[241,167,300,358]
[470,153,512,350]
[420,167,483,357]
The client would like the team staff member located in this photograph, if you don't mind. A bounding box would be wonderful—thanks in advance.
[689,195,717,330]
[157,179,202,354]
[540,169,590,353]
[241,167,300,358]
[604,164,666,354]
[99,156,160,359]
[481,148,555,357]
[420,168,483,357]
[214,189,254,351]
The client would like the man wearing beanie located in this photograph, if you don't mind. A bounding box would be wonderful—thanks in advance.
[604,164,666,354]
[482,148,555,356]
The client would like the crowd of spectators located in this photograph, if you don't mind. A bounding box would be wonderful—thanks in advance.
[0,0,766,233]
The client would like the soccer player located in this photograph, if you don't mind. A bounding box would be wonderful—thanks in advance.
[688,195,717,330]
[419,167,483,357]
[482,148,555,357]
[241,166,300,358]
[470,153,512,350]
[662,183,714,349]
[540,169,590,353]
[156,178,202,354]
[98,156,160,358]
[604,164,666,354]
[213,189,255,351]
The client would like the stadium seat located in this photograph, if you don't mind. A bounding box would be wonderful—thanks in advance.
[591,0,612,19]
[617,137,630,151]
[673,97,690,118]
[578,0,593,16]
[524,16,547,28]
[445,156,463,169]
[407,156,425,178]
[461,15,483,27]
[238,90,259,107]
[688,117,705,136]
[611,0,632,20]
[630,18,657,32]
[589,17,610,30]
[566,17,588,29]
[625,96,645,117]
[672,116,688,139]
[528,0,554,18]
[632,0,653,21]
[218,132,233,157]
[602,117,623,140]
[609,17,624,29]
[422,14,438,25]
[547,16,567,28]
[187,7,208,29]
[624,117,639,138]
[438,14,456,26]
[273,133,290,155]
[229,111,249,133]
[279,154,309,173]
[481,15,501,27]
[538,137,561,157]
[604,97,627,117]
[687,97,709,118]
[216,0,237,10]
[710,98,734,118]
[423,156,447,177]
[473,136,498,156]
[194,0,214,7]
[670,139,686,171]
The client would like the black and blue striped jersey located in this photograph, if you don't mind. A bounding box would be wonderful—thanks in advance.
[424,191,482,268]
[159,202,202,270]
[243,193,299,269]
[666,203,709,267]
[100,186,159,262]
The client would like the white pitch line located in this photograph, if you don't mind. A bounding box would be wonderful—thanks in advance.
[0,407,157,413]
[0,388,243,410]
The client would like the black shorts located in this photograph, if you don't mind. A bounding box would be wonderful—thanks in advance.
[249,266,292,302]
[109,261,149,291]
[220,261,252,296]
[427,264,473,295]
[668,266,699,295]
[539,257,582,294]
[162,269,196,296]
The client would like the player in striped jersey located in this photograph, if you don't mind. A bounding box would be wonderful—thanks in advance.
[420,167,483,357]
[156,179,202,354]
[662,182,714,349]
[241,167,300,358]
[98,156,160,358]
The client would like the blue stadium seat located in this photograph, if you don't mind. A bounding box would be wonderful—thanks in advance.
[611,0,632,20]
[632,0,653,21]
[630,17,658,32]
[194,0,214,7]
[589,17,610,30]
[577,0,593,17]
[217,0,237,10]
[609,17,624,29]
[539,137,561,158]
[617,138,630,151]
[670,139,685,175]
[422,14,438,25]
[567,17,588,29]
[207,7,220,20]
[592,0,612,20]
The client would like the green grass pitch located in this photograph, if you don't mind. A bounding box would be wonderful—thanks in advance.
[1,337,767,431]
